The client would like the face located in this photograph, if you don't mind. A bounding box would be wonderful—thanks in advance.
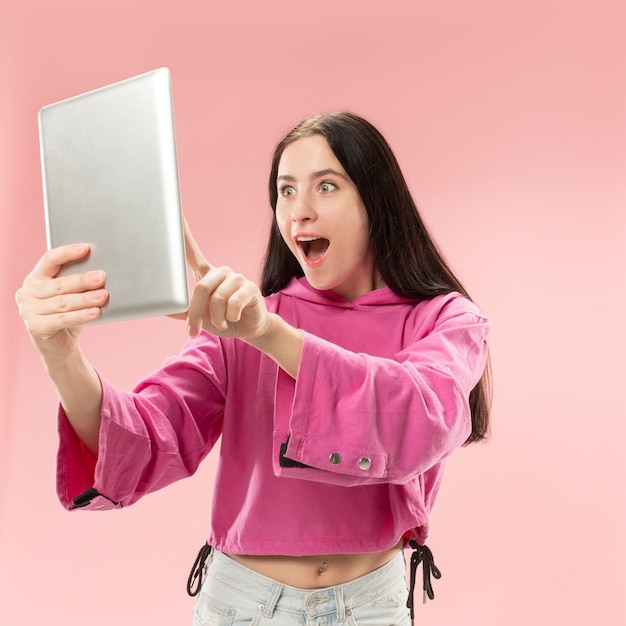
[275,135,380,301]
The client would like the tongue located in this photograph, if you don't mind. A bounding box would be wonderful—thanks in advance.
[307,238,329,260]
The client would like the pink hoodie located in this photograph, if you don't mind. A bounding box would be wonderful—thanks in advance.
[57,278,490,554]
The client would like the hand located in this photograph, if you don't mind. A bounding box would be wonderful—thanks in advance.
[15,244,109,361]
[182,218,272,343]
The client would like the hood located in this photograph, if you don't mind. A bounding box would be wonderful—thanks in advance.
[277,277,420,309]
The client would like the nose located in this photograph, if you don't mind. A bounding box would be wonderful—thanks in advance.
[291,193,316,223]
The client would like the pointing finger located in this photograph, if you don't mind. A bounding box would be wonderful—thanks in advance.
[183,217,211,281]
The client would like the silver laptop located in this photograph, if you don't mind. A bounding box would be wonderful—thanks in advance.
[39,67,189,324]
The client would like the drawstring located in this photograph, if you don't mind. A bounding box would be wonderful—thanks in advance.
[187,539,440,620]
[186,543,212,597]
[406,541,441,623]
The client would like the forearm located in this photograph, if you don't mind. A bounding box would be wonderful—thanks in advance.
[43,348,103,456]
[245,313,303,379]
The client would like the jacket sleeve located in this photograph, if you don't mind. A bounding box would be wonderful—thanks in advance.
[56,334,228,511]
[274,297,491,486]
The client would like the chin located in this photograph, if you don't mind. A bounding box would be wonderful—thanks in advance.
[303,274,334,293]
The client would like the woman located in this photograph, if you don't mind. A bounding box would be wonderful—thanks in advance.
[16,112,491,624]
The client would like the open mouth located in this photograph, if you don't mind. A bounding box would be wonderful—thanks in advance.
[297,236,330,263]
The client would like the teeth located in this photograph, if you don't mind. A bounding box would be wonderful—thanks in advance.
[296,236,320,242]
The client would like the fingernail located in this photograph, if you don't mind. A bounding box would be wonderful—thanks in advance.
[90,271,104,283]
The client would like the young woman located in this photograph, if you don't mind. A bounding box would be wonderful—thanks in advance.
[16,112,491,625]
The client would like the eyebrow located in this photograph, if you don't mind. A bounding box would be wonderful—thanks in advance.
[276,169,349,183]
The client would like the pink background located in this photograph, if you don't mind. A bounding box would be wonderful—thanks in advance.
[1,1,625,624]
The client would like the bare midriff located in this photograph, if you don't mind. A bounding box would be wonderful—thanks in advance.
[227,539,403,589]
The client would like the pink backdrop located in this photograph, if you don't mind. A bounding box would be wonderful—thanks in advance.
[1,1,625,624]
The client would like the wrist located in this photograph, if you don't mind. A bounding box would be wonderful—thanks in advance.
[245,314,302,379]
[41,344,90,385]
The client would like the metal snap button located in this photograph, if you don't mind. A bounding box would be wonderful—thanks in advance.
[358,457,371,470]
[329,452,342,465]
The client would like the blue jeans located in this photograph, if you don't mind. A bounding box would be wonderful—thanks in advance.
[193,550,411,625]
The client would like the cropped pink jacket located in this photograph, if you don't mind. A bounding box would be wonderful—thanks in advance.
[57,278,490,554]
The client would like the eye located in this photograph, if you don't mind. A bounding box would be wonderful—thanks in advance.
[279,185,296,197]
[319,181,337,193]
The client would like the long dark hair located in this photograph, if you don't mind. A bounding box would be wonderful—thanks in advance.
[261,112,491,443]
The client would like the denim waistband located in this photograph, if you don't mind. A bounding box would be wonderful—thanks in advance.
[207,549,406,619]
